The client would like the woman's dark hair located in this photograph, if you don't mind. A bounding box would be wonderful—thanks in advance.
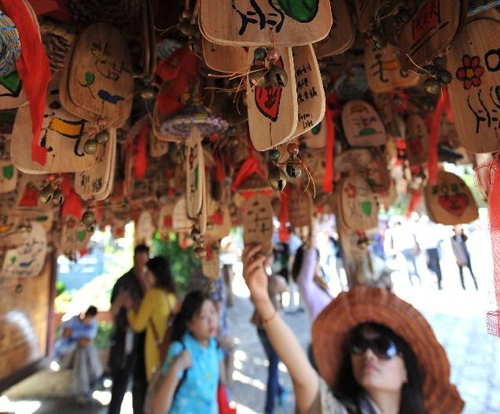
[146,256,176,294]
[336,323,427,414]
[134,244,150,256]
[291,243,320,282]
[171,290,212,342]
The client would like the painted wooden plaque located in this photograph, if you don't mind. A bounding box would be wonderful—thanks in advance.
[247,47,298,151]
[0,212,21,247]
[366,155,391,194]
[302,148,326,187]
[353,0,380,33]
[335,149,373,178]
[11,73,99,174]
[2,222,47,278]
[302,115,328,148]
[158,203,174,233]
[60,216,91,254]
[135,211,155,244]
[205,178,231,240]
[14,175,46,210]
[313,0,354,58]
[405,115,429,167]
[65,23,133,126]
[202,37,248,74]
[10,209,54,234]
[150,129,169,158]
[74,129,116,200]
[0,138,17,193]
[202,240,221,281]
[200,0,333,47]
[447,13,500,153]
[365,45,420,93]
[186,128,205,219]
[399,0,462,71]
[289,185,313,228]
[424,171,478,225]
[172,197,193,232]
[242,194,273,255]
[292,45,325,137]
[342,101,387,147]
[339,176,378,231]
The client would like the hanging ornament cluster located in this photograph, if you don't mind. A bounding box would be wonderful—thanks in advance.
[39,175,64,205]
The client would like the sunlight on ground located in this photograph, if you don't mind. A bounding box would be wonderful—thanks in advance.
[232,370,266,392]
[0,395,41,414]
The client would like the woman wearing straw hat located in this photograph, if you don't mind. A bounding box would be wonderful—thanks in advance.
[242,245,464,414]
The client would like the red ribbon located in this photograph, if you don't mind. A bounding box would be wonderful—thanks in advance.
[278,186,291,242]
[231,141,267,192]
[3,0,51,166]
[487,158,500,336]
[323,104,335,193]
[405,189,421,218]
[61,176,83,219]
[427,87,453,185]
[133,124,148,179]
[215,155,224,181]
[26,0,72,21]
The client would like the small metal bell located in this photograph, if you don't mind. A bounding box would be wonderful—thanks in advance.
[190,227,202,242]
[433,56,445,69]
[140,84,157,100]
[424,78,441,94]
[268,65,288,88]
[179,20,197,37]
[39,185,54,204]
[423,64,437,75]
[52,189,65,205]
[249,64,269,87]
[253,47,267,61]
[268,149,281,162]
[268,166,287,192]
[82,210,96,226]
[437,70,452,85]
[194,246,207,259]
[84,139,98,155]
[286,162,302,179]
[96,130,110,145]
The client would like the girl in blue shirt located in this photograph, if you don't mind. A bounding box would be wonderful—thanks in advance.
[153,290,226,414]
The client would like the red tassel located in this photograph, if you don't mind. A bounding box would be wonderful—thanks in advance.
[3,0,51,166]
[405,189,421,218]
[427,87,451,185]
[278,186,291,242]
[323,104,335,193]
[487,158,500,336]
[133,125,148,179]
[61,176,83,219]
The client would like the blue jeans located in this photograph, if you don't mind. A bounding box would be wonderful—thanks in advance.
[257,328,284,414]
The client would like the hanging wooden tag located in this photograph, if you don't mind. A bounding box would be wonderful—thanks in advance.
[202,239,221,281]
[74,128,116,201]
[342,101,387,147]
[302,116,328,148]
[424,171,478,225]
[242,194,274,254]
[366,152,391,194]
[247,47,298,151]
[314,0,354,58]
[365,45,420,93]
[302,147,326,188]
[14,175,46,210]
[289,185,313,228]
[158,203,175,233]
[63,23,133,126]
[135,211,155,244]
[335,149,373,178]
[10,209,54,234]
[200,0,333,47]
[292,45,325,137]
[2,222,47,277]
[11,73,99,174]
[186,128,205,219]
[149,128,169,158]
[447,12,500,153]
[353,0,380,33]
[0,138,17,193]
[405,114,429,167]
[399,0,463,71]
[205,178,231,240]
[202,37,248,74]
[172,197,193,232]
[339,176,378,231]
[60,216,91,255]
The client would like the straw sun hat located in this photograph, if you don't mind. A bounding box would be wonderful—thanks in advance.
[312,286,464,414]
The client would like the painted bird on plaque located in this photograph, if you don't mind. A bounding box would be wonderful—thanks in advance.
[424,171,478,225]
[242,195,274,255]
[200,0,333,46]
[447,10,500,153]
[342,101,387,147]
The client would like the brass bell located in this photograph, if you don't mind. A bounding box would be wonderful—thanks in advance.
[194,246,207,259]
[82,210,96,226]
[52,189,65,205]
[39,185,54,204]
[268,149,281,162]
[424,78,440,95]
[84,139,98,155]
[140,84,157,100]
[268,166,287,192]
[179,20,197,37]
[268,65,288,88]
[286,163,302,179]
[190,227,202,242]
[249,64,268,87]
[96,130,110,145]
[437,70,452,85]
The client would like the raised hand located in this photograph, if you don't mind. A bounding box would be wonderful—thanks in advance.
[242,244,269,305]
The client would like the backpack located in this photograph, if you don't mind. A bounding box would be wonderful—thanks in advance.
[150,293,176,363]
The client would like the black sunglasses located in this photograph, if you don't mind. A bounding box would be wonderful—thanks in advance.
[348,335,399,360]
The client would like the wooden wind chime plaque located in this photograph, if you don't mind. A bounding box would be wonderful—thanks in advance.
[342,101,387,147]
[339,175,378,231]
[242,194,274,254]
